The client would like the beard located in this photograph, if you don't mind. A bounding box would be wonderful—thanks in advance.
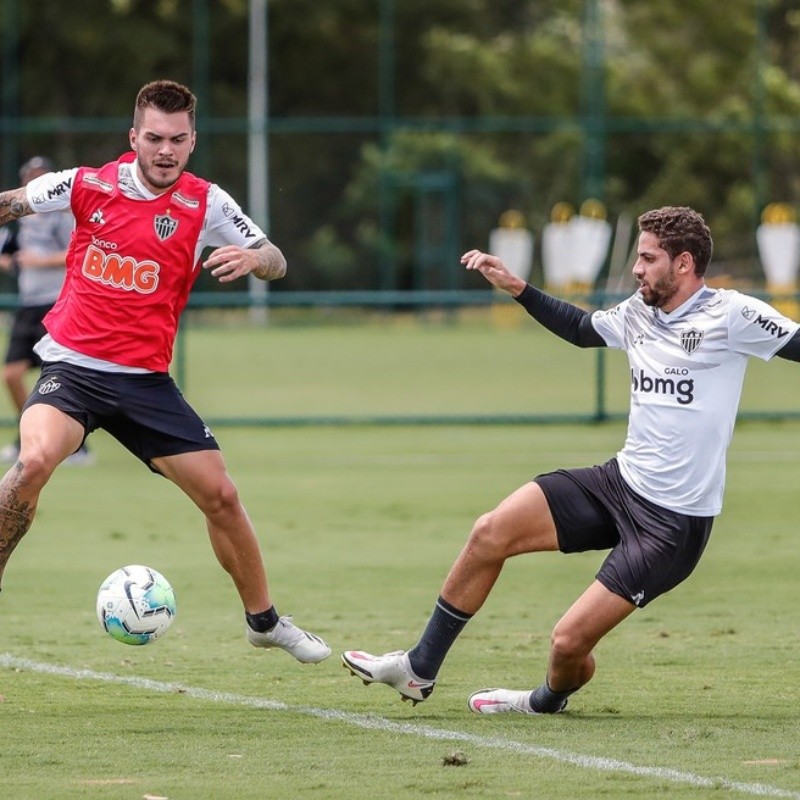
[640,267,679,308]
[140,160,183,191]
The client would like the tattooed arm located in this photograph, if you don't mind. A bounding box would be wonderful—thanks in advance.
[203,238,287,284]
[0,187,33,228]
[248,238,287,281]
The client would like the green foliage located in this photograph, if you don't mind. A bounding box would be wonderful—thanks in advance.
[5,1,800,288]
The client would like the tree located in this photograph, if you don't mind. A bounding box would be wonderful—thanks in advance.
[4,0,800,290]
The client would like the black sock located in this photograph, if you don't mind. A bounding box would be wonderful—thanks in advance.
[407,596,473,680]
[246,606,280,633]
[528,682,577,713]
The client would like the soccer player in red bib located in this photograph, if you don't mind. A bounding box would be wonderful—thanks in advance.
[0,80,330,664]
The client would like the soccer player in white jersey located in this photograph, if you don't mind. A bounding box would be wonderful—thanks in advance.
[0,80,330,665]
[343,206,800,713]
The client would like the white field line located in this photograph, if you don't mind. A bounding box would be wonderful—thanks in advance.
[2,652,799,800]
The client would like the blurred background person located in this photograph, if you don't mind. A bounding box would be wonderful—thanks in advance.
[0,156,91,465]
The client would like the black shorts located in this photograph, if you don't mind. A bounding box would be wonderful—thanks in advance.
[22,361,219,471]
[4,304,51,366]
[535,459,713,607]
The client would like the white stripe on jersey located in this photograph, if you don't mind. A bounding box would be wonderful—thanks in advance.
[591,286,799,515]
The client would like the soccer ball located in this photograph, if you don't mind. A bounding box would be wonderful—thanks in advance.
[96,564,176,645]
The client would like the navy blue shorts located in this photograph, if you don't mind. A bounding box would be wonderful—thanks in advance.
[23,361,219,471]
[535,459,713,607]
[4,305,51,366]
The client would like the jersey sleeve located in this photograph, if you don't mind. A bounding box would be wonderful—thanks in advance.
[727,291,800,360]
[25,169,78,213]
[589,296,634,349]
[513,285,605,347]
[202,185,268,249]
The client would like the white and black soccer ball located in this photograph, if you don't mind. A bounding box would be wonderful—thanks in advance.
[96,565,176,646]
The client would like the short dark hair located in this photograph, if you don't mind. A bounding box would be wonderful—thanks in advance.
[637,206,713,276]
[133,80,196,130]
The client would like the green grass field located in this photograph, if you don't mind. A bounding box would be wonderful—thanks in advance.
[1,316,799,799]
[175,310,800,422]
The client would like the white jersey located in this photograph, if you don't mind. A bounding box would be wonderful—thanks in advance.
[591,286,799,516]
[26,161,265,263]
[25,160,267,373]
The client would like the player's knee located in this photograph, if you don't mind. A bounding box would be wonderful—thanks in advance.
[550,620,592,661]
[466,510,513,560]
[13,448,56,489]
[201,479,242,518]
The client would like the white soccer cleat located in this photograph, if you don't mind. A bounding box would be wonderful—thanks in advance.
[341,649,435,705]
[468,687,567,715]
[246,616,331,664]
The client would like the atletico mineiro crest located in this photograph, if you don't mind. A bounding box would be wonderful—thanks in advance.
[681,328,703,354]
[154,211,178,241]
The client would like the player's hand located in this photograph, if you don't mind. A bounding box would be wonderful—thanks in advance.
[202,245,257,283]
[461,249,526,297]
[203,242,286,283]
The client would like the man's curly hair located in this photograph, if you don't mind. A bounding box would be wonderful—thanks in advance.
[637,206,713,276]
[134,80,196,130]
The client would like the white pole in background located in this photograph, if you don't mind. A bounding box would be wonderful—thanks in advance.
[248,0,269,324]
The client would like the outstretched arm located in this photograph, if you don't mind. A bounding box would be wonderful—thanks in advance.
[461,249,528,296]
[0,187,33,228]
[461,249,605,347]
